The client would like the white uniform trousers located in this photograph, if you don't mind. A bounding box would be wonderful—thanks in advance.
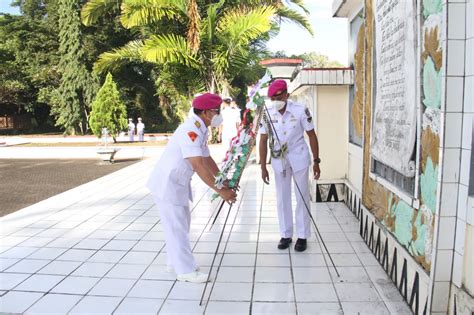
[274,165,311,239]
[154,198,198,274]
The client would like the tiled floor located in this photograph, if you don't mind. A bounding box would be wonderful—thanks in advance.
[0,156,411,314]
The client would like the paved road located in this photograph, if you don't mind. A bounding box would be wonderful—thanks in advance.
[0,159,139,217]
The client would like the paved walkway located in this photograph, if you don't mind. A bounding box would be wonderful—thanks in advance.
[0,156,410,314]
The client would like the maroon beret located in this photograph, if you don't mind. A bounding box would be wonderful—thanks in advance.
[267,80,288,97]
[192,93,222,110]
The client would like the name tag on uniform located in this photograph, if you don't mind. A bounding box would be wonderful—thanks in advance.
[271,120,278,123]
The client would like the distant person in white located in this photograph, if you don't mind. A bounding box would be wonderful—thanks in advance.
[220,97,241,147]
[127,118,135,142]
[137,117,145,141]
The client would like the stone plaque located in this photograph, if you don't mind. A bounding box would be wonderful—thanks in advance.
[371,0,417,177]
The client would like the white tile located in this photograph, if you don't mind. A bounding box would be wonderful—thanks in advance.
[0,258,19,271]
[448,3,466,39]
[5,259,50,273]
[465,76,474,113]
[254,266,292,283]
[434,249,454,282]
[167,281,205,300]
[468,0,474,39]
[105,263,147,279]
[102,240,137,251]
[431,281,450,312]
[120,251,156,265]
[466,38,474,76]
[216,266,254,282]
[455,218,466,254]
[467,197,474,225]
[452,251,463,286]
[446,77,464,112]
[72,262,115,277]
[293,266,332,283]
[0,291,43,313]
[210,282,253,301]
[294,283,338,302]
[44,237,81,248]
[331,254,362,266]
[88,250,127,263]
[141,265,176,281]
[225,242,257,253]
[69,296,121,314]
[26,293,82,314]
[114,230,147,240]
[297,302,342,314]
[127,280,173,299]
[440,183,459,217]
[38,260,82,275]
[133,240,165,252]
[159,299,205,314]
[50,276,99,294]
[0,272,30,290]
[252,302,296,314]
[114,297,163,315]
[89,278,135,297]
[0,246,38,259]
[73,238,109,250]
[462,114,473,150]
[15,274,64,292]
[460,149,471,186]
[27,247,66,260]
[341,301,390,314]
[443,148,461,183]
[206,301,250,315]
[437,217,456,249]
[444,113,463,148]
[222,253,256,267]
[57,249,96,261]
[448,40,466,76]
[253,283,294,302]
[329,266,371,283]
[335,282,381,302]
[458,185,469,220]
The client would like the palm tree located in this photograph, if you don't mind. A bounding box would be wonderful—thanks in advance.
[81,0,313,94]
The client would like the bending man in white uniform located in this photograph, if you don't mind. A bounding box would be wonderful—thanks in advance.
[147,93,237,283]
[259,80,321,252]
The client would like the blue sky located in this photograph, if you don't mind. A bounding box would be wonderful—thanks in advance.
[0,0,348,65]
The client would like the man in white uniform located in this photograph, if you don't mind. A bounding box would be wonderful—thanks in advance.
[137,117,145,141]
[220,97,241,147]
[147,93,237,283]
[259,80,321,252]
[127,118,135,142]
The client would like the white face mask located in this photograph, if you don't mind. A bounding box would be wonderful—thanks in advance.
[210,113,223,127]
[272,100,286,110]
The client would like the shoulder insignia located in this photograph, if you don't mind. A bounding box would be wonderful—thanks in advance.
[194,120,201,128]
[305,107,311,117]
[187,131,198,142]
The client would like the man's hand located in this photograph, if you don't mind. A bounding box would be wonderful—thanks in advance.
[261,167,270,184]
[313,164,321,180]
[219,187,237,204]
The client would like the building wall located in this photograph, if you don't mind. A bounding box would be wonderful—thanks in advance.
[317,86,349,181]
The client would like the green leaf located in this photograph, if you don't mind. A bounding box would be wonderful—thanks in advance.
[81,0,119,26]
[120,0,186,28]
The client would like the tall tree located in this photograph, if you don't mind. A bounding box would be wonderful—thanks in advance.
[89,72,127,142]
[52,0,98,134]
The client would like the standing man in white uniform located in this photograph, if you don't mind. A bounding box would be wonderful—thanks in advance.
[259,80,321,252]
[127,118,135,142]
[220,97,241,146]
[147,93,237,283]
[137,117,145,141]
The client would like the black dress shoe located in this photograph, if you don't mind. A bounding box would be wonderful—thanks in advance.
[294,238,307,252]
[277,237,292,249]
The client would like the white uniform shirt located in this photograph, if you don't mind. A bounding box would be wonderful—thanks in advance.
[147,115,210,206]
[137,122,145,133]
[258,100,314,173]
[128,122,135,132]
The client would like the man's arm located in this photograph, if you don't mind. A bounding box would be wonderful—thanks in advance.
[187,156,237,203]
[306,129,321,179]
[259,134,270,184]
[203,156,220,176]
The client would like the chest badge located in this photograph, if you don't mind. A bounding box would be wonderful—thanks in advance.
[194,120,201,129]
[187,131,198,142]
